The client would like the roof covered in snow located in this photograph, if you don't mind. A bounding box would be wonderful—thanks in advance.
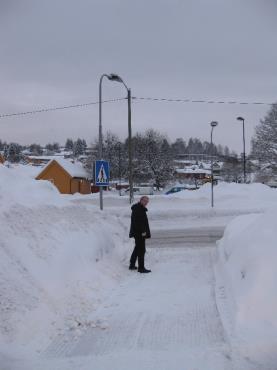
[176,168,211,174]
[40,158,89,178]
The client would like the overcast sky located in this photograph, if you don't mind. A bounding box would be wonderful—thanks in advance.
[0,0,276,153]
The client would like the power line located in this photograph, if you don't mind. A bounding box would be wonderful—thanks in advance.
[132,96,274,106]
[0,97,126,118]
[0,96,275,119]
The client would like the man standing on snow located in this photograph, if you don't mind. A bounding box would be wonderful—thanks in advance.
[129,196,151,273]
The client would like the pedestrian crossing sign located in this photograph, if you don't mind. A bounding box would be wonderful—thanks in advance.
[95,160,110,186]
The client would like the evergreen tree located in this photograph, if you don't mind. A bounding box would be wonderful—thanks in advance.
[7,143,21,163]
[3,145,9,159]
[82,139,87,153]
[52,142,60,152]
[171,138,186,156]
[217,144,223,156]
[45,143,54,152]
[224,146,230,157]
[29,143,43,155]
[65,138,74,151]
[73,138,85,156]
[202,141,211,155]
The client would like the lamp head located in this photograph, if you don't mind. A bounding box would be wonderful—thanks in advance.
[107,73,123,83]
[210,121,218,127]
[237,116,244,122]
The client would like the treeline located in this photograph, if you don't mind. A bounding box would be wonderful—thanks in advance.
[87,130,238,187]
[0,138,88,162]
[1,131,240,186]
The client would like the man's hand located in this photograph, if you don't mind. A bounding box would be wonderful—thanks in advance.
[141,232,147,237]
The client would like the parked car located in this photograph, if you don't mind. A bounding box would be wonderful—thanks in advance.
[165,186,187,195]
[124,186,154,195]
[165,184,199,195]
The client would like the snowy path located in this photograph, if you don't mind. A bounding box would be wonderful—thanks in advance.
[30,230,255,370]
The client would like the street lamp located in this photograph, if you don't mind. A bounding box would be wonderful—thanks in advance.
[98,73,133,210]
[236,116,246,183]
[210,121,218,208]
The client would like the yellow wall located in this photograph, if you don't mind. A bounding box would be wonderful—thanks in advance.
[70,178,79,194]
[37,162,71,194]
[79,179,91,194]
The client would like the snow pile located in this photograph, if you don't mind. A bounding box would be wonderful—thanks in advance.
[0,164,63,209]
[0,165,131,359]
[217,209,277,363]
[169,182,277,210]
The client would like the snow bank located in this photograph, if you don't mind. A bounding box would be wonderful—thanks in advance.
[0,165,131,359]
[0,164,63,210]
[217,208,277,363]
[168,182,277,210]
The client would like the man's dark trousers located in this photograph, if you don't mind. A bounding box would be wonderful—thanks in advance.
[130,236,145,269]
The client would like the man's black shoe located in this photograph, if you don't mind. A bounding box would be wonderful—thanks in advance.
[138,268,151,273]
[129,266,137,270]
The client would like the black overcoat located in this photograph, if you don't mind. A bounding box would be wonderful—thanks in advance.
[129,202,151,239]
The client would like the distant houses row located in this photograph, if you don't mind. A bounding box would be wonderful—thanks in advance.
[5,151,267,196]
[0,152,223,195]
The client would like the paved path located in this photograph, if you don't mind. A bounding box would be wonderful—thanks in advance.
[37,228,257,370]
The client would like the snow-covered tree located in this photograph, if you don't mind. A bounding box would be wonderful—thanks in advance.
[52,142,60,152]
[251,103,277,168]
[171,138,187,155]
[3,145,9,159]
[73,138,85,157]
[217,144,223,156]
[224,146,230,157]
[65,138,74,151]
[81,139,87,152]
[29,143,43,155]
[7,143,21,163]
[133,129,173,188]
[103,132,128,180]
[187,138,203,154]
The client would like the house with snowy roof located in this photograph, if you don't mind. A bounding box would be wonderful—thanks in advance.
[36,158,91,194]
[175,166,211,182]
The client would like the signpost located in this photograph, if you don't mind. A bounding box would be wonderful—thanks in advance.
[95,160,110,209]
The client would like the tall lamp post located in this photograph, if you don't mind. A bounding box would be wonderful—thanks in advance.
[236,116,246,183]
[210,121,218,208]
[98,73,133,210]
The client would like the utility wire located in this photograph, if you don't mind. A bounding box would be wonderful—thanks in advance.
[0,96,274,119]
[0,97,126,118]
[132,96,274,105]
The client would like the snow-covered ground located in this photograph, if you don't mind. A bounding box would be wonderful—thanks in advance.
[1,164,277,369]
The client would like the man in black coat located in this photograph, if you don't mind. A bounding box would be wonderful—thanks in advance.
[129,196,151,273]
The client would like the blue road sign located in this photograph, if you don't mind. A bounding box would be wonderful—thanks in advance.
[95,160,110,186]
